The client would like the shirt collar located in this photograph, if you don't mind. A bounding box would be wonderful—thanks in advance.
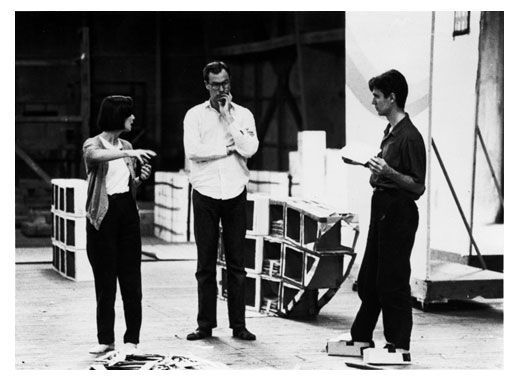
[384,113,410,137]
[203,99,236,111]
[99,135,122,149]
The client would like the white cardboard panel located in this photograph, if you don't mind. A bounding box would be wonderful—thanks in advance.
[246,193,269,236]
[298,131,326,201]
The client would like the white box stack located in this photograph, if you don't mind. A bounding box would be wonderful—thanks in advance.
[298,131,326,201]
[325,148,349,211]
[288,151,302,197]
[154,171,194,243]
[247,170,290,197]
[50,178,92,281]
[245,193,270,236]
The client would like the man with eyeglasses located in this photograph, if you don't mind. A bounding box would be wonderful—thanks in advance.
[183,61,259,341]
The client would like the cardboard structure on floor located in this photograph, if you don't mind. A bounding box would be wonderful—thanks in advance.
[218,193,359,318]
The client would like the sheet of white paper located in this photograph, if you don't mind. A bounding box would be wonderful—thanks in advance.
[340,142,378,165]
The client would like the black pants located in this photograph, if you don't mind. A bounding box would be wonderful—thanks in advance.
[350,189,419,350]
[192,188,247,330]
[86,192,142,345]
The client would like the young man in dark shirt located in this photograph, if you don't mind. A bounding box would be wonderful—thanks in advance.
[347,69,426,364]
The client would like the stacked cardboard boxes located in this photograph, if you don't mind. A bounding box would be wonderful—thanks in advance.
[217,193,359,318]
[154,171,194,243]
[247,170,290,197]
[50,178,92,281]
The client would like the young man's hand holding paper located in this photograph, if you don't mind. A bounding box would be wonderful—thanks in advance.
[340,142,377,167]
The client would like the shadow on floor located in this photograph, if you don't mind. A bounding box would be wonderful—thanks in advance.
[413,298,503,321]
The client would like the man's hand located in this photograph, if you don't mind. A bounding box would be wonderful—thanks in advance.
[218,93,234,124]
[139,163,152,181]
[367,157,392,176]
[226,144,237,155]
[368,156,425,196]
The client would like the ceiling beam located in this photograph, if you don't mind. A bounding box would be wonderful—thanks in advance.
[16,116,83,123]
[211,28,344,56]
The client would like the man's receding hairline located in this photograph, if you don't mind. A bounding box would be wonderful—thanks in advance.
[206,69,230,83]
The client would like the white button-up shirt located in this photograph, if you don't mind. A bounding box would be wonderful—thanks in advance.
[183,100,259,200]
[99,136,130,195]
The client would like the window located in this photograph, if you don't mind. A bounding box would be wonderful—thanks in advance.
[453,11,471,38]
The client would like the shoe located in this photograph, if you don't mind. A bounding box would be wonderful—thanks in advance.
[326,334,374,356]
[232,327,256,341]
[186,328,212,340]
[89,343,115,354]
[122,343,140,355]
[363,344,412,365]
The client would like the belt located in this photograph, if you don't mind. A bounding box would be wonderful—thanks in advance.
[374,186,398,192]
[374,187,417,201]
[374,187,404,196]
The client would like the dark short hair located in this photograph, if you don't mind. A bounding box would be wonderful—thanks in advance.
[96,95,134,131]
[368,69,408,109]
[203,61,231,83]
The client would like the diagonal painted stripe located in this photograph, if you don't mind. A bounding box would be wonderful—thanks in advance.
[346,53,430,118]
[345,25,430,118]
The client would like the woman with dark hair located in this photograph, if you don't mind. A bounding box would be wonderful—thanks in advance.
[82,95,156,355]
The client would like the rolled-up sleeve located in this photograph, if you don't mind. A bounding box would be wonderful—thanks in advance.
[404,135,426,185]
[82,138,99,173]
[228,109,259,159]
[183,108,228,162]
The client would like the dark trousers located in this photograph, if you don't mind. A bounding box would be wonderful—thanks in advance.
[86,192,142,345]
[192,188,247,330]
[350,189,419,350]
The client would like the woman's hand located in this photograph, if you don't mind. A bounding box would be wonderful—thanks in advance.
[139,163,152,181]
[126,149,156,164]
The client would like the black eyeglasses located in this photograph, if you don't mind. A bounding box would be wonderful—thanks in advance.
[208,80,230,91]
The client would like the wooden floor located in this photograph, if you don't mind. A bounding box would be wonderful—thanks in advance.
[15,244,503,370]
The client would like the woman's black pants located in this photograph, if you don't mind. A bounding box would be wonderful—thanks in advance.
[350,188,419,351]
[86,192,142,345]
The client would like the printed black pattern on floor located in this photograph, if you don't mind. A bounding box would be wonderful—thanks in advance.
[90,351,227,370]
